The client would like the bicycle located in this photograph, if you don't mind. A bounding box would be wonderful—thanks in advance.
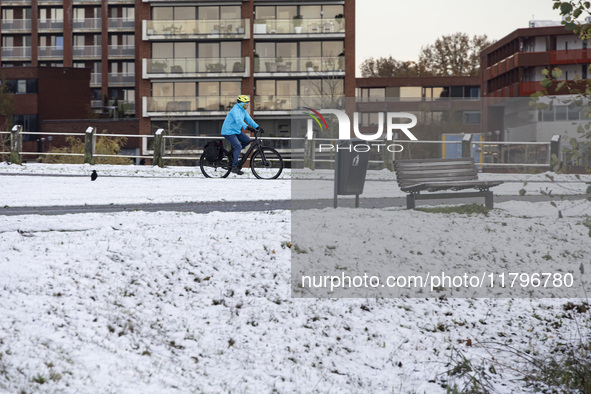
[199,127,284,179]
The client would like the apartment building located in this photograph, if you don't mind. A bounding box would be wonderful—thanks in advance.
[139,0,354,152]
[0,0,136,112]
[1,0,354,155]
[480,21,591,143]
[356,76,482,134]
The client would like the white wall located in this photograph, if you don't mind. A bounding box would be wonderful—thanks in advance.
[534,37,547,52]
[556,36,584,50]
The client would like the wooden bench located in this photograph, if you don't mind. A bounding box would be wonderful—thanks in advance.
[394,158,504,209]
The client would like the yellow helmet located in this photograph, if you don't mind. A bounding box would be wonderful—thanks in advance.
[237,95,250,103]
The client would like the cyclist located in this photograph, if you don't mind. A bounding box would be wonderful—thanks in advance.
[221,95,261,175]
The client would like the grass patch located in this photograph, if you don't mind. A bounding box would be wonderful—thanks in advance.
[416,203,491,216]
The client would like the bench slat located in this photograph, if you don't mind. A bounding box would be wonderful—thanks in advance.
[393,157,504,209]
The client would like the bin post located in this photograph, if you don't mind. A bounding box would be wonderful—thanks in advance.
[550,134,561,172]
[84,127,96,165]
[153,128,165,168]
[10,125,22,165]
[462,134,472,158]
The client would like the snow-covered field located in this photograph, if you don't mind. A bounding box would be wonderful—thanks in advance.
[1,163,590,207]
[1,163,590,393]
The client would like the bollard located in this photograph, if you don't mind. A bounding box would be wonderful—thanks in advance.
[10,125,22,164]
[462,134,473,158]
[550,134,561,172]
[84,127,96,165]
[153,128,165,168]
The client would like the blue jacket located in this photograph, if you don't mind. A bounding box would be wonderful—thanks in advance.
[221,103,259,135]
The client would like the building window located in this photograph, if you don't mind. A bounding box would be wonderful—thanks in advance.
[463,111,481,125]
[359,88,385,102]
[3,79,37,94]
[13,114,38,139]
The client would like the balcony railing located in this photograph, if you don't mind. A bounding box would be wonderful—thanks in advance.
[144,95,237,114]
[90,73,102,86]
[253,95,344,111]
[0,46,32,59]
[2,0,31,4]
[145,57,248,76]
[38,0,63,4]
[38,19,64,31]
[108,17,135,30]
[73,45,102,58]
[73,18,102,30]
[72,0,101,3]
[108,45,135,57]
[145,19,250,39]
[1,19,32,32]
[255,56,344,73]
[253,18,344,35]
[38,46,64,59]
[108,72,135,85]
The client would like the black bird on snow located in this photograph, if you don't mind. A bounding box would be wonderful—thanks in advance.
[91,170,98,181]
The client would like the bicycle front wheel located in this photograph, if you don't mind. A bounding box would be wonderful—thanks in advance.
[199,151,232,178]
[250,147,283,179]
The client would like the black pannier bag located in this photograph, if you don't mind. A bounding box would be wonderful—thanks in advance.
[203,141,223,162]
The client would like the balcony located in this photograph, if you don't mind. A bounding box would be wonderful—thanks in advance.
[38,0,62,4]
[253,18,344,36]
[144,57,249,78]
[254,56,345,75]
[143,95,237,116]
[2,0,31,4]
[108,17,135,30]
[73,45,102,59]
[73,18,102,31]
[108,72,135,85]
[1,19,32,33]
[0,46,32,60]
[253,95,344,112]
[90,73,102,86]
[108,45,135,58]
[549,48,591,64]
[38,46,64,60]
[72,0,101,3]
[253,96,293,111]
[38,19,64,32]
[108,0,134,3]
[144,19,250,40]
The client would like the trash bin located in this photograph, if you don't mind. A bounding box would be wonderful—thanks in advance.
[334,139,370,207]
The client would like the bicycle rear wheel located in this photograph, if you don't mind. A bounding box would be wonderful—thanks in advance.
[200,150,232,178]
[250,147,283,179]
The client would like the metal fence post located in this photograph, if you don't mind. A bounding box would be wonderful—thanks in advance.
[153,128,165,168]
[84,127,96,164]
[10,125,22,164]
[304,123,315,170]
[550,134,561,172]
[462,134,473,158]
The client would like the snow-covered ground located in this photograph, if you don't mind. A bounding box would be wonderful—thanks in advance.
[0,163,590,393]
[1,163,589,207]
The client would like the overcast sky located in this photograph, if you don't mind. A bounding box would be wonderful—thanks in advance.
[355,0,560,75]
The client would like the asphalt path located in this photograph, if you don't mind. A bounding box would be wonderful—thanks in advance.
[0,195,588,216]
